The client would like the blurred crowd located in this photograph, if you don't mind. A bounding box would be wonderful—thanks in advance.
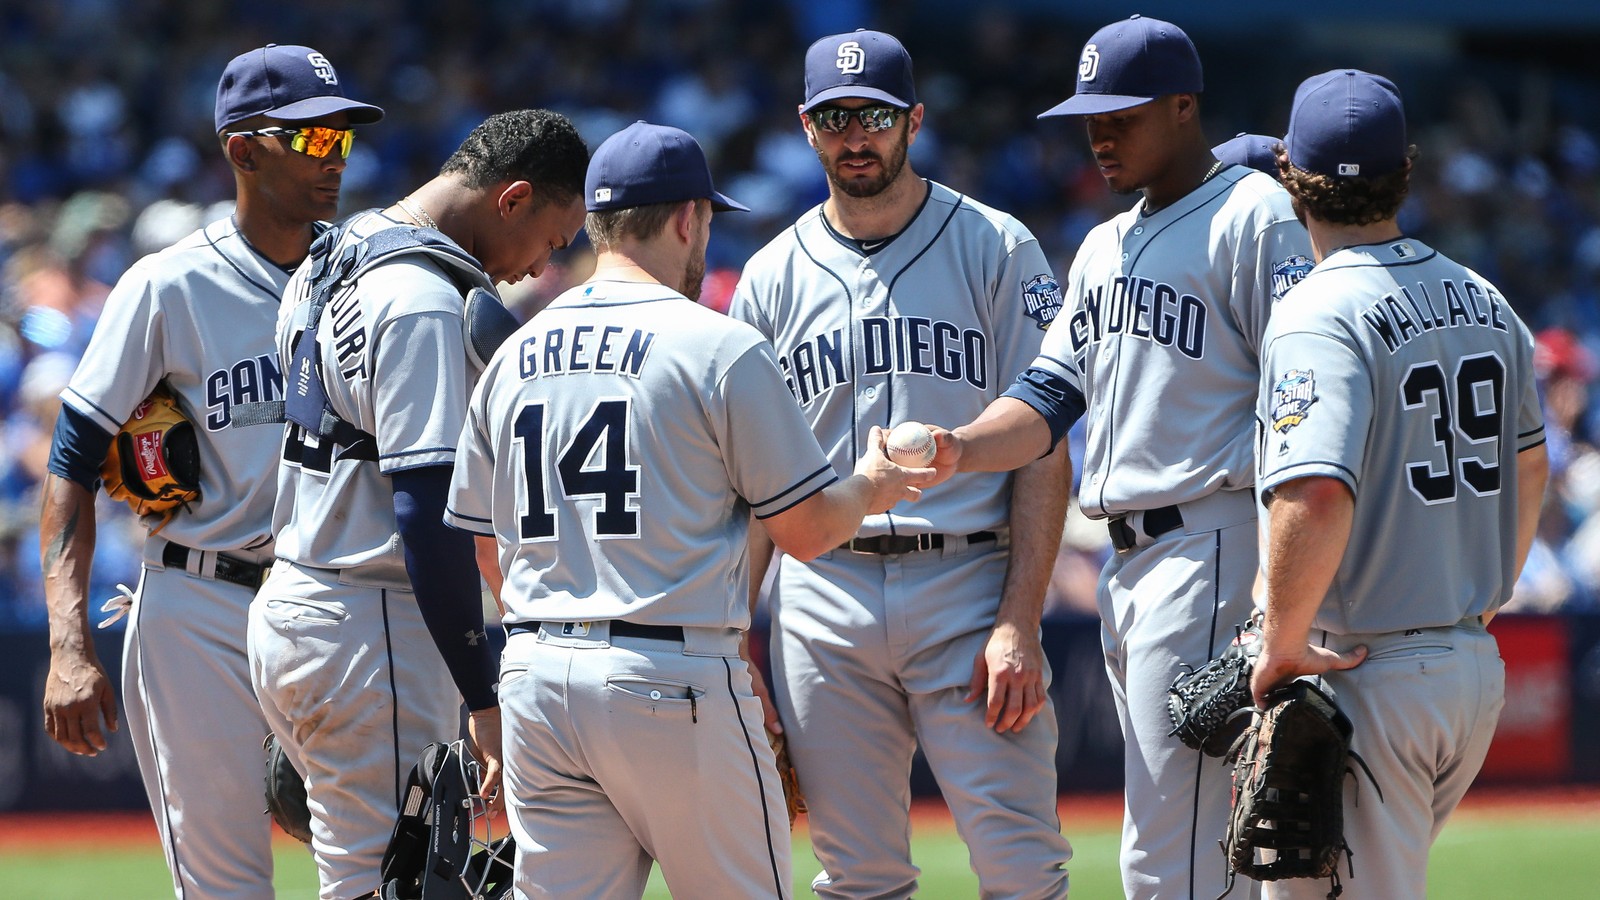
[2,0,1598,628]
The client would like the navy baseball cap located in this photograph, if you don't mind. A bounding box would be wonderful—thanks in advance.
[587,121,748,213]
[801,30,917,113]
[1285,69,1407,179]
[1213,133,1280,176]
[215,44,384,133]
[1039,15,1202,118]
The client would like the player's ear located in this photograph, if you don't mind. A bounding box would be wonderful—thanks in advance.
[800,106,820,149]
[499,180,534,219]
[1173,93,1199,124]
[224,134,257,173]
[905,103,924,145]
[672,200,698,244]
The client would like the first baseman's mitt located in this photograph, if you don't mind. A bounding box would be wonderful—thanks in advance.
[769,730,806,826]
[101,385,199,531]
[1220,679,1380,899]
[1166,615,1263,756]
[263,734,312,844]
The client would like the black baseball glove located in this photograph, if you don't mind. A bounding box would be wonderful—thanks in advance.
[1166,615,1263,756]
[264,733,312,844]
[1220,679,1380,899]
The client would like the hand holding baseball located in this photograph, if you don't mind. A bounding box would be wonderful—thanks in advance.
[886,422,937,467]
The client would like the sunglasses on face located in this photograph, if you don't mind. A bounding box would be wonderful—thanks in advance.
[224,125,356,159]
[808,105,901,134]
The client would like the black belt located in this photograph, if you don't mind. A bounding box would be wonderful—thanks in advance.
[508,621,685,642]
[1107,505,1183,553]
[839,530,998,555]
[162,542,269,589]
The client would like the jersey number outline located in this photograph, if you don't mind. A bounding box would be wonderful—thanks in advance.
[1399,353,1505,505]
[513,398,640,541]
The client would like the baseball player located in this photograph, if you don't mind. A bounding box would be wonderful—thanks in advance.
[247,109,588,900]
[926,16,1315,899]
[444,121,932,899]
[729,31,1074,899]
[1214,133,1280,177]
[38,45,379,899]
[1249,69,1548,898]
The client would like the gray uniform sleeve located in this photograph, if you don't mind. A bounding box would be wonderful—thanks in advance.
[61,259,166,431]
[1513,322,1547,452]
[444,365,498,535]
[373,309,471,475]
[992,236,1057,385]
[712,341,838,519]
[1235,216,1315,356]
[1257,328,1370,497]
[726,273,773,340]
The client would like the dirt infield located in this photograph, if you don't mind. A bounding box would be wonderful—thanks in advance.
[2,786,1594,854]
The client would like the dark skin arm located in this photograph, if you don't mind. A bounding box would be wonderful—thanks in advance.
[39,473,120,755]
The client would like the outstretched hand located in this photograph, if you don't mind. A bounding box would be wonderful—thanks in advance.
[856,425,937,512]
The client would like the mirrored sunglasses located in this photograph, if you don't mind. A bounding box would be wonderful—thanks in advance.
[224,125,356,159]
[809,105,901,134]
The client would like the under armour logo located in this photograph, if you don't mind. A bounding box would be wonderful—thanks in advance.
[307,52,338,86]
[1079,44,1100,82]
[836,41,865,75]
[464,629,486,646]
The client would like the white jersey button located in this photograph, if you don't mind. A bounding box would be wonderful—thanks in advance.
[1134,227,1144,235]
[864,385,878,399]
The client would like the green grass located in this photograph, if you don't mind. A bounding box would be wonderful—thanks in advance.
[3,811,1595,898]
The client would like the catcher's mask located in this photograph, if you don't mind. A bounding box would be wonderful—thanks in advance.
[380,741,513,900]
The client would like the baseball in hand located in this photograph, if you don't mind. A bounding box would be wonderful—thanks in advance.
[886,422,937,467]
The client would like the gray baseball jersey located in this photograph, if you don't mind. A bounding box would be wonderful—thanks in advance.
[271,209,476,586]
[1255,239,1541,900]
[729,180,1053,533]
[730,181,1072,898]
[1017,168,1310,900]
[64,217,292,552]
[251,208,479,897]
[1257,237,1545,631]
[446,278,831,897]
[60,215,300,898]
[445,278,838,626]
[1028,167,1314,517]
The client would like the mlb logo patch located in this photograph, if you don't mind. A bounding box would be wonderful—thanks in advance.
[593,188,612,204]
[1270,369,1317,433]
[1021,274,1063,331]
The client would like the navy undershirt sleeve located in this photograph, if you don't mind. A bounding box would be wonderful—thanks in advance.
[47,404,115,491]
[1001,366,1087,454]
[393,465,498,711]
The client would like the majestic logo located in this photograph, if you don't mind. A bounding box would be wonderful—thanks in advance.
[594,187,612,204]
[1271,255,1315,301]
[1270,369,1317,433]
[1022,274,1064,331]
[1079,44,1100,82]
[836,41,865,75]
[307,52,338,86]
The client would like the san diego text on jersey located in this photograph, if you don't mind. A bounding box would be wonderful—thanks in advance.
[777,315,988,405]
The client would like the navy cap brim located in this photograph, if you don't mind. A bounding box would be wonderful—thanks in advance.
[801,85,913,113]
[1038,93,1156,118]
[710,190,749,213]
[266,96,385,126]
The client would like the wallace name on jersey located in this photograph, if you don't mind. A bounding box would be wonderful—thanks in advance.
[1358,273,1510,355]
[1065,275,1208,362]
[777,316,988,405]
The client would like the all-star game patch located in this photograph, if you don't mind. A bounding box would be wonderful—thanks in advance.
[1021,274,1063,331]
[1271,368,1317,432]
[1271,255,1315,301]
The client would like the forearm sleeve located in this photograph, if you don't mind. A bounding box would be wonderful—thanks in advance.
[393,465,497,711]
